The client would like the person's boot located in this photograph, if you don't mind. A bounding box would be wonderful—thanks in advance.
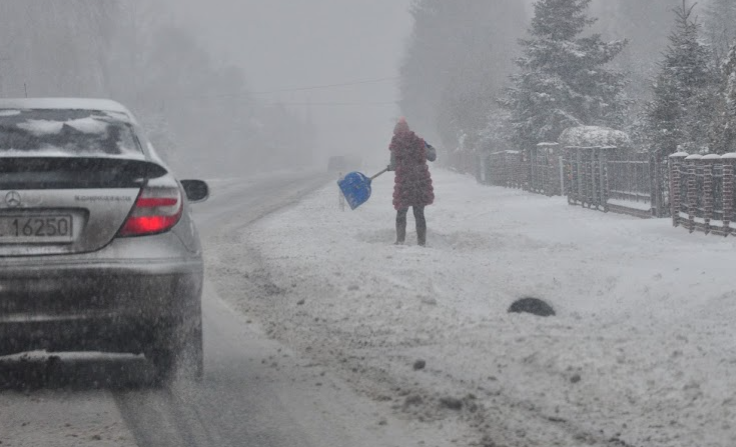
[395,221,406,245]
[417,225,427,247]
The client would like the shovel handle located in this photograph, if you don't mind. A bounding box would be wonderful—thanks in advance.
[370,168,389,181]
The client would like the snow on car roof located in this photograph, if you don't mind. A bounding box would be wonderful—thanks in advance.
[0,98,135,121]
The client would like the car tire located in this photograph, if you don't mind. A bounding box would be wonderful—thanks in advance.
[151,318,204,385]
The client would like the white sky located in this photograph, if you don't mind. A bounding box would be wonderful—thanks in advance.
[165,0,414,166]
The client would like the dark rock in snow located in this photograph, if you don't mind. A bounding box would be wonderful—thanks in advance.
[296,299,306,306]
[439,397,463,410]
[413,360,426,371]
[508,297,555,317]
[570,374,582,384]
[404,395,423,407]
[263,283,286,296]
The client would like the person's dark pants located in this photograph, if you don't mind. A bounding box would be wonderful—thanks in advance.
[396,206,426,246]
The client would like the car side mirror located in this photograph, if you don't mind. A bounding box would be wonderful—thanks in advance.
[181,180,209,203]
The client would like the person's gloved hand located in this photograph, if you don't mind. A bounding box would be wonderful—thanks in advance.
[387,164,394,172]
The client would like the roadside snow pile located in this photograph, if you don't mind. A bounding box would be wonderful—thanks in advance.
[212,168,736,447]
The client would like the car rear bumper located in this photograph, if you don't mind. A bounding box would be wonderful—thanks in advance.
[0,234,203,356]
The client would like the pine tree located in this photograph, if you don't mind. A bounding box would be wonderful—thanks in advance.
[589,0,682,110]
[709,44,736,154]
[645,1,717,154]
[704,0,736,62]
[501,0,629,149]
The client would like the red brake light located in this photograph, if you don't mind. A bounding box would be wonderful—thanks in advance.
[136,197,179,208]
[118,183,183,237]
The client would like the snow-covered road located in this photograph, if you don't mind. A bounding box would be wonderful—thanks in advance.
[4,167,736,446]
[212,168,736,447]
[0,170,459,447]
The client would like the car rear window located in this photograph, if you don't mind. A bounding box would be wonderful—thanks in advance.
[0,109,143,157]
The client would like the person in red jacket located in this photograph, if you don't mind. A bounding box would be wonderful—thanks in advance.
[387,118,436,246]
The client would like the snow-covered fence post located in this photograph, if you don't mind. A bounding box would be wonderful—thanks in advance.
[703,154,719,234]
[503,151,513,187]
[489,152,501,186]
[537,142,560,196]
[570,146,584,206]
[685,154,702,233]
[511,150,524,189]
[651,149,665,218]
[559,155,565,196]
[546,146,555,196]
[669,152,687,227]
[591,147,600,210]
[601,147,611,213]
[722,154,736,236]
[519,149,529,191]
[569,146,578,205]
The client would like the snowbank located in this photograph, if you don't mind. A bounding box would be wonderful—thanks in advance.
[213,169,736,447]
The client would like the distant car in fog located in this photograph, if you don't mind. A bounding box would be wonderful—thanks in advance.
[327,154,362,173]
[0,98,209,382]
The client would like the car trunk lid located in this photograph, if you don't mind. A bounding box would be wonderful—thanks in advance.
[0,156,169,257]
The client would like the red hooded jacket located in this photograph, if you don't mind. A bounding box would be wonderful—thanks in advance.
[389,121,435,210]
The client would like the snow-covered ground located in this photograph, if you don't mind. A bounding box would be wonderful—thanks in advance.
[0,390,135,446]
[209,168,736,447]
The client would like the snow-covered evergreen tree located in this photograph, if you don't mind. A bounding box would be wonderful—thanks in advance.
[704,0,736,61]
[590,0,682,114]
[645,1,716,154]
[709,44,736,154]
[501,0,629,149]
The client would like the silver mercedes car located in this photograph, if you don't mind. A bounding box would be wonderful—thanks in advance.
[0,98,208,382]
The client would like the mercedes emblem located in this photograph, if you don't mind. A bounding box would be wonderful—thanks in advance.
[5,191,21,208]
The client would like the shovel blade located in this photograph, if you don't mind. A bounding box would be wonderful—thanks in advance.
[338,172,372,210]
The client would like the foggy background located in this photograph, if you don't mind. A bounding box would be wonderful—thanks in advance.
[165,0,413,168]
[0,0,727,176]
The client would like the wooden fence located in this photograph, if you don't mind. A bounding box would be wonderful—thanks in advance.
[528,143,565,196]
[477,145,669,218]
[669,152,736,235]
[487,150,527,189]
[565,146,613,212]
[606,149,668,218]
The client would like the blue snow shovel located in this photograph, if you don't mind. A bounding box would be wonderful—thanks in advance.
[338,168,389,210]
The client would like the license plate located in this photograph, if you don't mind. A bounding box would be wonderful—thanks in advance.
[0,215,74,244]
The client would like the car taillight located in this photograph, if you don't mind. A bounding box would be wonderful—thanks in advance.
[118,181,183,237]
